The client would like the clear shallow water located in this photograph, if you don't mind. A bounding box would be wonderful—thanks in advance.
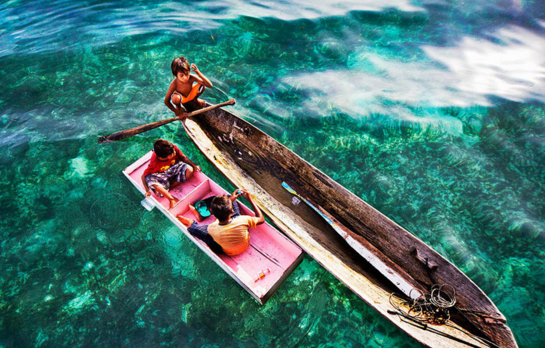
[1,0,544,347]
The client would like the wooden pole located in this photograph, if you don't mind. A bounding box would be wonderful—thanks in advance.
[98,99,236,144]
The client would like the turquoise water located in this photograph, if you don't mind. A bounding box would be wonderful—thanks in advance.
[1,0,544,347]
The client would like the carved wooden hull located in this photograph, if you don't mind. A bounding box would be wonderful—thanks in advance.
[182,107,518,348]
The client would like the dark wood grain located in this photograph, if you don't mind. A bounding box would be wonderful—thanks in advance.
[183,106,518,348]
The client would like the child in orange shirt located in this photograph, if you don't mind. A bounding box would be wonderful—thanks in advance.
[164,56,213,115]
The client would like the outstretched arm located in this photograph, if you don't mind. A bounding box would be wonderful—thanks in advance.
[191,63,213,88]
[240,189,265,225]
[181,154,201,172]
[175,147,201,172]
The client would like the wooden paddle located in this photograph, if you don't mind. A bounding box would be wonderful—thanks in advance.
[98,99,236,143]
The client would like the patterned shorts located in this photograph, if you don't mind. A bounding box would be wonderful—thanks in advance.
[145,161,189,195]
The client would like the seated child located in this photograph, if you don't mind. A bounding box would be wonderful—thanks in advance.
[142,139,201,209]
[164,55,213,115]
[177,189,265,256]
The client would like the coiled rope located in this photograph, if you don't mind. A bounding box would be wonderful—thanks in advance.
[389,284,499,348]
[390,284,456,325]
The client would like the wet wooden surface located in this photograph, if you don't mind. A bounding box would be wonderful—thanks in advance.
[181,107,518,348]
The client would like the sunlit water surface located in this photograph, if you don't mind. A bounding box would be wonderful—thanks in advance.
[1,0,544,347]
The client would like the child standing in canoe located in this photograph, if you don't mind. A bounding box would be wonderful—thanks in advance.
[165,56,213,115]
[142,139,201,209]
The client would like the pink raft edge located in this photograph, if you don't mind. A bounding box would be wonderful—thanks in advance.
[123,151,304,304]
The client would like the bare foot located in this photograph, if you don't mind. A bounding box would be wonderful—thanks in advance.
[176,215,194,227]
[188,204,204,222]
[168,197,179,209]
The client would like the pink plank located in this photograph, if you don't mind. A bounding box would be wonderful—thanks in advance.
[169,180,211,216]
[247,229,297,270]
[227,246,282,291]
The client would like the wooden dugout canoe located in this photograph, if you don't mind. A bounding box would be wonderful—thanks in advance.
[181,105,518,348]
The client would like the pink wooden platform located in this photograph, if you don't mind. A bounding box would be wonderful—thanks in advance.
[123,151,303,304]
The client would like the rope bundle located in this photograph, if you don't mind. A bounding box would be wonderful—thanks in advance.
[390,284,456,325]
[389,285,501,347]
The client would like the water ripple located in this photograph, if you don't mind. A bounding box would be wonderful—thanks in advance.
[1,1,545,347]
[0,0,426,57]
